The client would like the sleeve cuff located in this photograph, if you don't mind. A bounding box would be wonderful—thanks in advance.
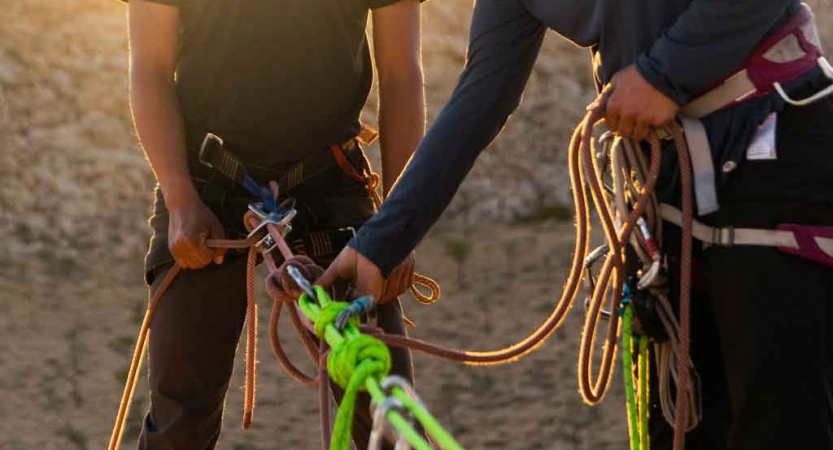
[635,54,694,106]
[349,232,400,278]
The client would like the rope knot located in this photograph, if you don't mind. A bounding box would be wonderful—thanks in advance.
[315,302,357,338]
[328,334,391,391]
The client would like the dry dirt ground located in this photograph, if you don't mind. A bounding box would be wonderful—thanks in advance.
[1,1,832,449]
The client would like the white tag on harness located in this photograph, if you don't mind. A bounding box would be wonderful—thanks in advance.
[746,113,778,160]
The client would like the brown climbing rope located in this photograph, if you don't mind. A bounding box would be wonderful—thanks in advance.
[260,103,696,447]
[110,100,696,450]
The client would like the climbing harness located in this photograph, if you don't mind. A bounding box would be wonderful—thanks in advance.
[110,99,706,449]
[682,3,833,119]
[110,7,833,445]
[194,131,441,303]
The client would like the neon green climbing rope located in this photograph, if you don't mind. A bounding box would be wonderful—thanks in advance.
[298,286,465,450]
[622,301,650,450]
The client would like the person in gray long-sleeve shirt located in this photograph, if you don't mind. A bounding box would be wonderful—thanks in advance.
[350,0,802,273]
[321,0,833,448]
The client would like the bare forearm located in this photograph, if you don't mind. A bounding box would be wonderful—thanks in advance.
[378,73,425,196]
[130,70,195,207]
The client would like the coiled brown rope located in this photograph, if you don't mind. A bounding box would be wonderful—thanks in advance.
[111,102,695,450]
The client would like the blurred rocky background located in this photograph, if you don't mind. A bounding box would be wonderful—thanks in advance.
[1,1,830,449]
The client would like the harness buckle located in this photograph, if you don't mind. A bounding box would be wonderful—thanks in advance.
[247,200,297,252]
[713,226,736,247]
[583,245,613,321]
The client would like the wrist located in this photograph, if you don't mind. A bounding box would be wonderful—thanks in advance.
[161,176,199,210]
[635,55,690,106]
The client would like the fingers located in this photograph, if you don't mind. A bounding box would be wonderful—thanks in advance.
[168,208,226,270]
[381,265,406,303]
[632,120,651,142]
[170,233,212,269]
[605,105,620,133]
[605,100,654,140]
[604,65,679,141]
[316,258,343,293]
[208,219,226,265]
[379,253,414,303]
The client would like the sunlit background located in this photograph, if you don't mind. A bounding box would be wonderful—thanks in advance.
[1,1,831,449]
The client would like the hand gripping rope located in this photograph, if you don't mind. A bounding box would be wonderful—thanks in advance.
[109,93,700,450]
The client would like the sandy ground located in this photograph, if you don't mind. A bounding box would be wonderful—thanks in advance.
[2,0,832,449]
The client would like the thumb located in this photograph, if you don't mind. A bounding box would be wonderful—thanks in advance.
[316,252,347,292]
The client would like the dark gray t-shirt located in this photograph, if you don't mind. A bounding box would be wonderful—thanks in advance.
[351,0,803,275]
[135,0,404,166]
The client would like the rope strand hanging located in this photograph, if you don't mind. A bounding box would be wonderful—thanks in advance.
[109,95,700,450]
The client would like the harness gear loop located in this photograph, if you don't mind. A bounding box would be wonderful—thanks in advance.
[111,88,718,450]
[682,4,831,118]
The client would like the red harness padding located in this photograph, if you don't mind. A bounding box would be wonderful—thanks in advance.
[777,224,833,268]
[735,5,823,103]
[683,4,828,118]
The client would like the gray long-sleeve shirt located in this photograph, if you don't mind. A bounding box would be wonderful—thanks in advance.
[352,0,800,275]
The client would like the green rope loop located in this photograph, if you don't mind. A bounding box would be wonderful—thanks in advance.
[328,333,392,390]
[622,303,641,450]
[298,286,461,450]
[328,333,392,450]
[314,301,355,338]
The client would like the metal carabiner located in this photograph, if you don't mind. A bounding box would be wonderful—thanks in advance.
[380,375,427,411]
[583,244,609,292]
[368,397,408,450]
[334,295,375,330]
[286,264,317,303]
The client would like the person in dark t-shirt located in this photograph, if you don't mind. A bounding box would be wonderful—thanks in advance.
[126,0,424,448]
[320,1,833,449]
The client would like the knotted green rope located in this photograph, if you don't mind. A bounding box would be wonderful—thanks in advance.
[328,333,391,450]
[301,287,392,450]
[314,301,356,339]
[298,286,463,450]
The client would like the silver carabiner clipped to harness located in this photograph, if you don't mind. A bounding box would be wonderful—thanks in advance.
[247,199,297,253]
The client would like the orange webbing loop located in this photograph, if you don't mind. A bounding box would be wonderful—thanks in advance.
[329,145,442,305]
[410,273,442,305]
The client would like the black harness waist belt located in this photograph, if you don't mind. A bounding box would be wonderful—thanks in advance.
[185,130,373,262]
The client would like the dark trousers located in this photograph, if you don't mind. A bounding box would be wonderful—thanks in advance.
[138,161,414,449]
[652,89,833,448]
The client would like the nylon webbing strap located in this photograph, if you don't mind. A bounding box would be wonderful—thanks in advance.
[290,228,357,259]
[199,133,249,184]
[660,204,800,249]
[679,117,720,216]
[197,131,365,198]
[680,70,758,119]
[276,140,360,196]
